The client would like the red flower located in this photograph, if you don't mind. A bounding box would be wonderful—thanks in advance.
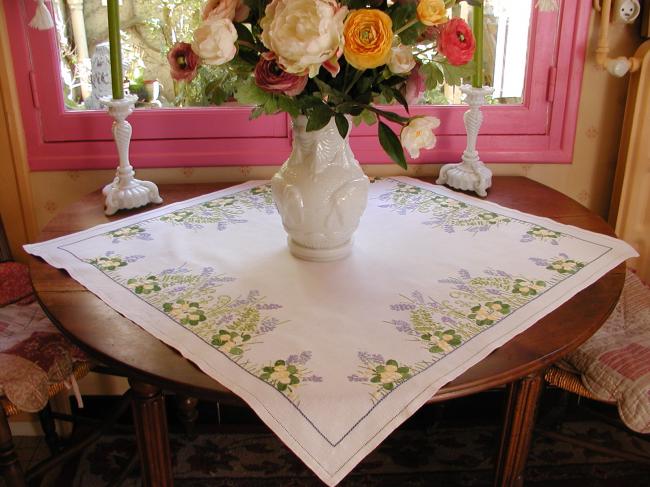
[438,18,476,66]
[167,42,200,82]
[254,53,308,97]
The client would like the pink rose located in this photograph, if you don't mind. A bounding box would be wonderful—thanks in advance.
[167,42,200,82]
[438,18,476,66]
[202,0,250,22]
[254,53,308,97]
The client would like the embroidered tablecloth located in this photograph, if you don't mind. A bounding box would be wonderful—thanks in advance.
[24,177,637,486]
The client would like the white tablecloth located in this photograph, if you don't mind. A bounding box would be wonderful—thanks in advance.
[25,177,637,485]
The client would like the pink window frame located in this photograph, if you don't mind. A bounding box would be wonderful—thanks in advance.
[5,0,590,171]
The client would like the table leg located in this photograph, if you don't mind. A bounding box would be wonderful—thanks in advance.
[129,379,174,487]
[175,395,199,439]
[0,408,26,487]
[494,372,544,487]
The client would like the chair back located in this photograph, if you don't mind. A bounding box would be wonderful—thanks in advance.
[0,216,12,262]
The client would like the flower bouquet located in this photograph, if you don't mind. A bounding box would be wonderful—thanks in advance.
[168,0,478,169]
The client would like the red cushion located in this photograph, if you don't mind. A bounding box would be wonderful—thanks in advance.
[0,262,35,307]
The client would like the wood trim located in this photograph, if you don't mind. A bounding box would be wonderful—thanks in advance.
[0,1,37,258]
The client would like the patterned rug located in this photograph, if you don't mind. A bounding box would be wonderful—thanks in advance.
[73,420,650,486]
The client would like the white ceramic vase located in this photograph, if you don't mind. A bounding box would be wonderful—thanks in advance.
[271,116,370,262]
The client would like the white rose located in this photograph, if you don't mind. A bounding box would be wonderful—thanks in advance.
[388,44,416,74]
[260,0,347,77]
[400,116,441,159]
[192,17,238,66]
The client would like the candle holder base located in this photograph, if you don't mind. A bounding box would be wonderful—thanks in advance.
[437,85,494,198]
[101,95,162,216]
[103,178,163,216]
[436,156,492,198]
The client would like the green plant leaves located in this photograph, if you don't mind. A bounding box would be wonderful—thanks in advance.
[235,78,270,106]
[378,122,407,170]
[440,61,476,86]
[306,104,333,132]
[335,114,349,139]
[420,63,445,91]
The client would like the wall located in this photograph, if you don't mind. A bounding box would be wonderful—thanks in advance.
[23,13,641,232]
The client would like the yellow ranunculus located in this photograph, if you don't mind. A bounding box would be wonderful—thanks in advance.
[343,9,393,70]
[416,0,448,26]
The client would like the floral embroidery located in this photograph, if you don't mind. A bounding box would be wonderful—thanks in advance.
[530,254,587,276]
[468,301,511,326]
[389,269,552,357]
[261,361,301,391]
[160,210,195,224]
[106,225,152,243]
[349,352,420,401]
[86,252,143,272]
[512,278,546,297]
[157,185,276,230]
[257,352,322,401]
[370,360,412,390]
[211,329,250,355]
[521,226,563,245]
[478,212,510,226]
[163,300,207,326]
[425,330,462,353]
[378,181,511,234]
[127,275,161,295]
[111,264,320,403]
[547,258,585,275]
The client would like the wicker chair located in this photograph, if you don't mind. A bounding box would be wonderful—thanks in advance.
[539,271,650,465]
[0,217,112,486]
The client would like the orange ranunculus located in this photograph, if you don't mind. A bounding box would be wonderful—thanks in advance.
[343,9,393,70]
[416,0,447,26]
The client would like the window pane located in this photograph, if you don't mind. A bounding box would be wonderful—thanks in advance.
[419,0,532,106]
[55,0,531,111]
[56,0,209,110]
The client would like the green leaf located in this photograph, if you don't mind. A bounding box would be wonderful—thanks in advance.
[380,86,395,104]
[378,122,407,170]
[389,87,409,113]
[277,95,301,118]
[313,77,344,100]
[234,22,256,46]
[299,96,326,110]
[235,79,271,106]
[306,104,333,132]
[250,106,265,120]
[360,109,378,126]
[420,63,445,91]
[335,114,349,139]
[372,108,410,125]
[440,61,476,86]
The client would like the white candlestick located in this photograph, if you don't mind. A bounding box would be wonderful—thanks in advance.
[101,95,162,215]
[436,85,494,197]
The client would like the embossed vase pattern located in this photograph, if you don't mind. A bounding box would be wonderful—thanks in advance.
[271,117,370,262]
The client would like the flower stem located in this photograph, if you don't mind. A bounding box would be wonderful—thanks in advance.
[394,18,419,36]
[344,69,364,96]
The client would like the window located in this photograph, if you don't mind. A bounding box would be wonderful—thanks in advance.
[5,0,591,170]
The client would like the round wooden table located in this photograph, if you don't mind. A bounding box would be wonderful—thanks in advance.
[29,177,625,487]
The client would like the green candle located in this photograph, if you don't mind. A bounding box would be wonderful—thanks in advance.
[472,3,484,88]
[107,0,123,99]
